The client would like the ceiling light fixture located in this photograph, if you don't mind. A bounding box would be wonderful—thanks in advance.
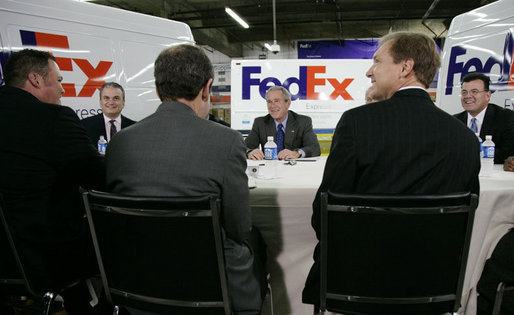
[225,7,249,29]
[264,0,280,54]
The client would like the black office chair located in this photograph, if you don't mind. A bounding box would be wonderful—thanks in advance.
[317,191,478,315]
[82,190,233,314]
[0,194,61,315]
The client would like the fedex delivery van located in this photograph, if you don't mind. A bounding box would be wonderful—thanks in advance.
[436,0,514,114]
[0,0,194,120]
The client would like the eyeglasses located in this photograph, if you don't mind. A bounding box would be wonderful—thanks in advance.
[461,89,488,96]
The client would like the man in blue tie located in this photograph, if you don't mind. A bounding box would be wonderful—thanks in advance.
[454,73,514,164]
[245,86,321,160]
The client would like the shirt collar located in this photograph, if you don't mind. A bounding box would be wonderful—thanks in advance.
[467,106,487,132]
[103,114,121,124]
[274,113,288,130]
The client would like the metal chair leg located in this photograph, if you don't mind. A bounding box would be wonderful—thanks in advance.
[492,282,506,315]
[42,292,55,315]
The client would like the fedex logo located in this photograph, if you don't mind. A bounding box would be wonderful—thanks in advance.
[242,66,354,100]
[445,31,514,95]
[20,30,113,97]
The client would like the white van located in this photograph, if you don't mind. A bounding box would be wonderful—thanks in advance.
[0,0,194,120]
[436,0,514,115]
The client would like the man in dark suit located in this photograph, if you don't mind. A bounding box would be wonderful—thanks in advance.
[106,44,266,314]
[80,82,136,146]
[454,73,514,164]
[0,49,105,313]
[302,32,480,307]
[245,86,321,160]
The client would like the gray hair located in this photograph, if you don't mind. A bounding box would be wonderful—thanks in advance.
[100,82,125,101]
[265,85,291,102]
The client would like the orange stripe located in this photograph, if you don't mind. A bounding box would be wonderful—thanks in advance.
[55,57,73,71]
[35,32,69,49]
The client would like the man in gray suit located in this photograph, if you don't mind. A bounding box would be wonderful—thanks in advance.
[105,44,265,314]
[245,86,321,160]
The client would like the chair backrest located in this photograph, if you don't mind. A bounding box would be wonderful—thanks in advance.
[319,191,478,315]
[0,194,33,296]
[83,190,231,314]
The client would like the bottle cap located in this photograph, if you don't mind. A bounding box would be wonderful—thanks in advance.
[486,135,492,140]
[99,136,105,141]
[267,136,274,141]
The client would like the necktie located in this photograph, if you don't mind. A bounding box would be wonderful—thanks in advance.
[470,118,478,133]
[276,123,285,152]
[110,120,117,140]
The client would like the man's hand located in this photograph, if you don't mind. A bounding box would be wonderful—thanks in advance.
[504,156,514,172]
[278,149,301,160]
[247,149,264,160]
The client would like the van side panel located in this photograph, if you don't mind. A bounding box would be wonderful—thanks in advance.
[437,0,514,115]
[0,0,194,120]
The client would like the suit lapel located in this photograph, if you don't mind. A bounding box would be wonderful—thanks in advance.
[480,105,495,140]
[265,115,276,144]
[120,115,128,128]
[284,112,296,147]
[96,114,107,138]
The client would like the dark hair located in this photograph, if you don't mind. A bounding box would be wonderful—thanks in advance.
[154,44,213,102]
[100,82,125,101]
[461,73,490,90]
[380,32,441,88]
[4,49,56,88]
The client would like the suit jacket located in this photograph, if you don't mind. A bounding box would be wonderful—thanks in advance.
[245,110,321,157]
[80,112,136,145]
[106,101,261,312]
[454,103,514,164]
[302,88,480,305]
[0,86,105,291]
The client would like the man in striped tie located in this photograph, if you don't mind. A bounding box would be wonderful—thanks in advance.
[453,73,514,164]
[245,86,320,160]
[80,82,136,147]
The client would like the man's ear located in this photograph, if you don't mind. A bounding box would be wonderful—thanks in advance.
[201,78,214,101]
[27,72,41,88]
[401,58,414,77]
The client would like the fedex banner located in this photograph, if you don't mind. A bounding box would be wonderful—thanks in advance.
[231,59,372,130]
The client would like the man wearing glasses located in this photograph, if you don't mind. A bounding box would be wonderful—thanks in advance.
[454,72,514,164]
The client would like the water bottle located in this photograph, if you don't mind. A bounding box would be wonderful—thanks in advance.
[475,133,483,159]
[97,135,107,155]
[481,135,495,175]
[262,136,277,178]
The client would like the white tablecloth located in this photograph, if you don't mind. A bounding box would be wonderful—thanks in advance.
[249,158,514,315]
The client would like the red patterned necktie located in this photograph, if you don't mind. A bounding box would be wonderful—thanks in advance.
[110,120,117,140]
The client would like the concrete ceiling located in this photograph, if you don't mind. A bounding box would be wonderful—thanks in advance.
[87,0,497,57]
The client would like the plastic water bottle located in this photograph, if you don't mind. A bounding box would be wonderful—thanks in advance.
[475,133,483,159]
[481,135,495,175]
[97,135,107,155]
[263,136,277,178]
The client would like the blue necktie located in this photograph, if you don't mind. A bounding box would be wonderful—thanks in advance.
[276,123,285,152]
[470,118,478,133]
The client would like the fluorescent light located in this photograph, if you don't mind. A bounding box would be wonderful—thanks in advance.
[225,7,249,29]
[264,43,272,51]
